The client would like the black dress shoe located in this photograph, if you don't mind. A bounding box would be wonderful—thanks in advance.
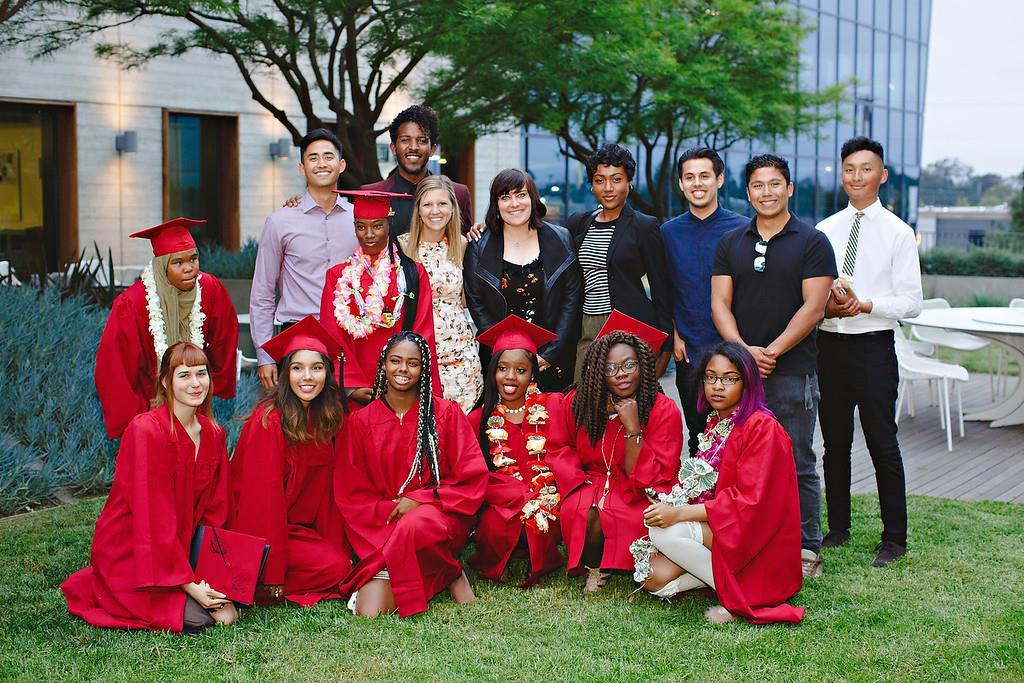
[872,541,907,567]
[821,530,850,549]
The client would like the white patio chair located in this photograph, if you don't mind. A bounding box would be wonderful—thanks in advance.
[236,348,259,380]
[894,335,968,452]
[910,298,1001,399]
[1010,298,1024,308]
[0,261,21,286]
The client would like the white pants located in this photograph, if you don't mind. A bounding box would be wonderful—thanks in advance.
[647,521,715,597]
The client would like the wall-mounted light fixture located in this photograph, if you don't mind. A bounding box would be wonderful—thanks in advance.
[115,131,138,154]
[269,138,291,160]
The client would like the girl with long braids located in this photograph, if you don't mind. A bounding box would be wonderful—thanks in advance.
[467,316,564,587]
[228,316,360,607]
[320,190,440,405]
[638,342,805,624]
[546,311,682,594]
[63,342,237,633]
[334,331,488,617]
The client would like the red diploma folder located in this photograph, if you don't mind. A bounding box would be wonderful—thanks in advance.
[189,526,270,605]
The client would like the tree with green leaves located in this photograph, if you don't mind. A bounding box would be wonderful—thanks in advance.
[424,0,842,220]
[3,0,528,184]
[1011,170,1024,232]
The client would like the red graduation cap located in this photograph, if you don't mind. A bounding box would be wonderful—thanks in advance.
[335,189,411,220]
[260,315,371,387]
[597,309,668,353]
[129,217,204,257]
[476,315,557,355]
[260,315,341,362]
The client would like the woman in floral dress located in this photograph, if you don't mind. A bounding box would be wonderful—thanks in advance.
[399,175,483,412]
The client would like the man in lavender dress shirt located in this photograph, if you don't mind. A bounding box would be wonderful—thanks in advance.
[250,128,357,388]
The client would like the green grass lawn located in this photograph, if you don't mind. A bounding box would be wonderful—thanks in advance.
[935,346,1020,377]
[1,495,1021,682]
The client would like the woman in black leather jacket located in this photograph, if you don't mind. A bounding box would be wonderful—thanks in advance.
[464,169,582,393]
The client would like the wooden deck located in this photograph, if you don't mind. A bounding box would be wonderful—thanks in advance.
[660,371,1024,504]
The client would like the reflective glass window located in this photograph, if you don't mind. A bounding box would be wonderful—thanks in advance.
[919,43,929,112]
[723,152,751,217]
[817,161,839,220]
[837,103,855,154]
[888,111,905,166]
[922,0,932,40]
[523,133,567,223]
[839,0,856,20]
[906,41,919,112]
[876,0,890,31]
[858,0,873,25]
[839,20,856,82]
[818,14,838,87]
[873,29,889,105]
[799,26,818,91]
[795,157,816,219]
[889,35,905,110]
[820,0,838,14]
[873,108,888,151]
[907,0,921,42]
[904,112,919,168]
[891,0,906,37]
[856,25,873,99]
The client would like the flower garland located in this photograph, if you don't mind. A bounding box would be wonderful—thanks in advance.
[141,263,204,362]
[485,384,560,533]
[332,244,408,339]
[631,413,733,583]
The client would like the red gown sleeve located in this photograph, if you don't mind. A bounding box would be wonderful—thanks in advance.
[196,424,230,528]
[411,263,442,391]
[228,409,291,586]
[544,391,591,497]
[628,395,683,495]
[123,418,196,589]
[200,274,239,400]
[319,265,340,337]
[95,293,150,439]
[404,401,487,516]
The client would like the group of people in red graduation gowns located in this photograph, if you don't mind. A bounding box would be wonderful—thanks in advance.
[70,189,806,632]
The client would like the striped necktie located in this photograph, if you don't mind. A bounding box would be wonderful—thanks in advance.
[841,211,864,278]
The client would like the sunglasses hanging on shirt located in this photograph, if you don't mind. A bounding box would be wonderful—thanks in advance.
[753,240,768,273]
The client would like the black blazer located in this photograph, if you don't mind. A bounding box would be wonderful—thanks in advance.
[463,221,582,391]
[563,204,673,353]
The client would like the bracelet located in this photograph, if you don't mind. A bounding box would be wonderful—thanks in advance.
[624,432,643,443]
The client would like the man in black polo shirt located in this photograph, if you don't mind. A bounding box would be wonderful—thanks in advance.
[711,154,836,578]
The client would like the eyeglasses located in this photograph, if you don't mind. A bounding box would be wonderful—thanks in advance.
[703,374,743,386]
[604,359,640,377]
[753,240,768,273]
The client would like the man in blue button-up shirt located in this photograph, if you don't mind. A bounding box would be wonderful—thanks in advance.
[660,148,749,456]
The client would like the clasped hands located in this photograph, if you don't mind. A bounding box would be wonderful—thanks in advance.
[643,501,694,528]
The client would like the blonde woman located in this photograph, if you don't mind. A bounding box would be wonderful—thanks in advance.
[399,175,483,412]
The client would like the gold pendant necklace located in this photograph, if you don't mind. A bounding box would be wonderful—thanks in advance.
[597,422,624,510]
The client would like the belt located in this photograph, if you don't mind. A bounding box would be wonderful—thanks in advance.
[819,329,894,339]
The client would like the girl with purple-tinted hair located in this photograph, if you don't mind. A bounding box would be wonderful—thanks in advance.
[634,342,807,625]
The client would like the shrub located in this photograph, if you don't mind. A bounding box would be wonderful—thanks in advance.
[0,286,259,516]
[199,239,258,280]
[920,248,1024,277]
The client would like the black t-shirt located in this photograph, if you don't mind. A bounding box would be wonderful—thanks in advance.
[712,214,837,375]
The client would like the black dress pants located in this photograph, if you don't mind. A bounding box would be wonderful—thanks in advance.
[817,329,907,547]
[674,349,711,459]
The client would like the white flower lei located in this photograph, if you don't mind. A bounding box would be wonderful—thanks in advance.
[141,263,205,362]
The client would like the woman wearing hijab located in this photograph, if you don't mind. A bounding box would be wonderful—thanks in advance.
[94,218,239,439]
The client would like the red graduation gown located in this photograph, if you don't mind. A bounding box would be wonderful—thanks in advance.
[319,259,441,390]
[547,391,682,571]
[704,410,805,624]
[334,397,487,617]
[467,403,563,584]
[61,406,229,632]
[228,406,351,606]
[94,274,239,439]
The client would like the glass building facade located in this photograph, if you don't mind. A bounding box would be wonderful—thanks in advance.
[522,0,932,227]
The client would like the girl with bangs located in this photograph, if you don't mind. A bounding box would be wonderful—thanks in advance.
[464,169,582,392]
[638,342,806,625]
[63,342,237,633]
[228,316,361,607]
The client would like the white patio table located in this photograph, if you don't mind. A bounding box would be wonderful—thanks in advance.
[901,307,1024,427]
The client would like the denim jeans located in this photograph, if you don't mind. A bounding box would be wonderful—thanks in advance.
[764,372,822,553]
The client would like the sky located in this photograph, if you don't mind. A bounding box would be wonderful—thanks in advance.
[921,0,1024,176]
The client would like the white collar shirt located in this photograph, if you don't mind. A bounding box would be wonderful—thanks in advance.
[817,199,923,334]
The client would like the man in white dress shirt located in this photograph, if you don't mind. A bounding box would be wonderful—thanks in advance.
[816,136,923,568]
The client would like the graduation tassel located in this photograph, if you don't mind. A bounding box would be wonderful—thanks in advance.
[597,474,611,511]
